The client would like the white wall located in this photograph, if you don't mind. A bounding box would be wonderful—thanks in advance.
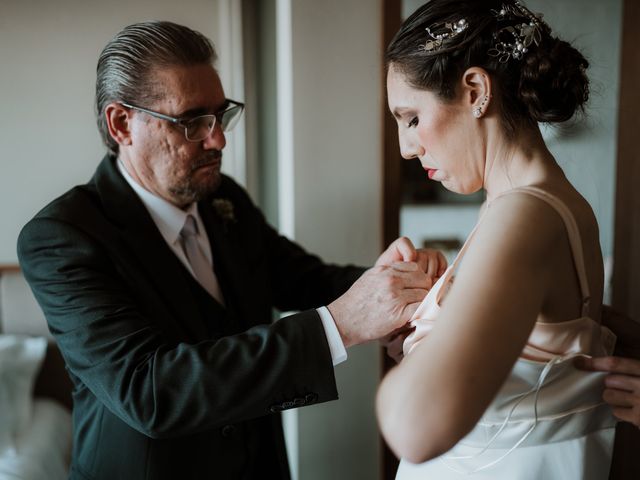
[278,0,383,478]
[0,0,243,263]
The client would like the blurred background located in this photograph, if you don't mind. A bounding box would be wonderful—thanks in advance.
[0,1,637,479]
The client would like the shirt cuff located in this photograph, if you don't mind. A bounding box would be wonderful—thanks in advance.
[316,306,348,366]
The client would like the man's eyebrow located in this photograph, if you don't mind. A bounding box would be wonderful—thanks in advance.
[175,107,209,118]
[176,100,230,118]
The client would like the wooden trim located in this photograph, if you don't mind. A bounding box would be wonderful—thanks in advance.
[381,2,403,251]
[612,0,640,319]
[610,1,640,479]
[0,264,20,273]
[380,1,403,479]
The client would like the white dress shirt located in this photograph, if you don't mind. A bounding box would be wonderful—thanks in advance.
[117,162,347,365]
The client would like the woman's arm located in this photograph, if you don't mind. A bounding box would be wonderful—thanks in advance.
[376,193,565,463]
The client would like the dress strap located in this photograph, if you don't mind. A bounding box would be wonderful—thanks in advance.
[498,186,591,318]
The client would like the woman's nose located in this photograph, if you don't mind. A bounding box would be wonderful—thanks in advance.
[399,133,424,160]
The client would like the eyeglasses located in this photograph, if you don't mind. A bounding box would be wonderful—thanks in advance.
[121,99,245,142]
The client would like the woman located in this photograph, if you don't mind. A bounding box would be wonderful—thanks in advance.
[376,0,617,478]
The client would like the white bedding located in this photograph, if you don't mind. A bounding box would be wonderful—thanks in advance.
[0,399,71,480]
[0,335,72,480]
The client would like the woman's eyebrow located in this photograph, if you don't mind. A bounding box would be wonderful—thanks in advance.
[392,106,412,119]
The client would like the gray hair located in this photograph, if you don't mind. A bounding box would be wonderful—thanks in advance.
[95,21,217,156]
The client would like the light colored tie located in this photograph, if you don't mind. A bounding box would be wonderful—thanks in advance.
[180,215,225,305]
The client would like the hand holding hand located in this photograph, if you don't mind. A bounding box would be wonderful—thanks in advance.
[414,248,447,289]
[576,356,640,427]
[328,261,428,348]
[375,237,419,266]
[375,237,447,289]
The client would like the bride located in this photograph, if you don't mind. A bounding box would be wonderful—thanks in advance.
[376,0,617,478]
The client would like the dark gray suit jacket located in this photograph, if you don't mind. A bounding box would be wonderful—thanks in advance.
[18,155,364,480]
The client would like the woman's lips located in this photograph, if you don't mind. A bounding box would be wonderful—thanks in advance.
[426,168,437,180]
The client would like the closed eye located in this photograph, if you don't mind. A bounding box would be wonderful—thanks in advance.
[408,116,419,128]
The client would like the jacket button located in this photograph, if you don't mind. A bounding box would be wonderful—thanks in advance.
[221,425,236,437]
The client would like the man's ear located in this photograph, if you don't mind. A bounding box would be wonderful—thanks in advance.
[460,67,492,117]
[104,103,133,147]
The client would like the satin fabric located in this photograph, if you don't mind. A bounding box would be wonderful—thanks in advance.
[397,187,616,479]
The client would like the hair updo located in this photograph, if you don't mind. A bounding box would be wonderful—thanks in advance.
[386,0,590,134]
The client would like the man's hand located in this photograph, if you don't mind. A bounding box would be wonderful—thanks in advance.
[576,356,640,427]
[375,237,419,266]
[328,262,429,348]
[375,237,447,290]
[380,324,415,364]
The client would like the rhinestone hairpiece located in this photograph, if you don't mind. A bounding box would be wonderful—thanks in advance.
[423,18,468,52]
[488,1,545,62]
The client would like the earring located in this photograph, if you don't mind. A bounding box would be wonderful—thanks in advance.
[473,95,489,118]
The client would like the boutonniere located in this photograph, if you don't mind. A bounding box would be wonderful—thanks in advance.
[211,198,236,230]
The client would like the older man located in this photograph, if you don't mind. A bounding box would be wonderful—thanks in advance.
[17,21,435,480]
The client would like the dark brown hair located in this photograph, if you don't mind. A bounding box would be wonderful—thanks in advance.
[386,0,590,135]
[95,21,217,155]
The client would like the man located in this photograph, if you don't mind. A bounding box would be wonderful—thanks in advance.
[17,21,436,479]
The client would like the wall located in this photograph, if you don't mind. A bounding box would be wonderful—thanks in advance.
[277,0,384,478]
[0,0,237,263]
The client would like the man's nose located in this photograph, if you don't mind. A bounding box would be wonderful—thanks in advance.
[202,122,226,150]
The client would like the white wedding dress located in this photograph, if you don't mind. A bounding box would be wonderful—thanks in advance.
[396,187,617,479]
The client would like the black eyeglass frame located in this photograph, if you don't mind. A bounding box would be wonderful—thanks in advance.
[120,99,245,142]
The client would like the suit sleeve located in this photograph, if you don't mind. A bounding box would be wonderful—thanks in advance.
[222,179,366,312]
[18,217,341,440]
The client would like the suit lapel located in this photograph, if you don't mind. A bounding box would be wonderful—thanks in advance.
[92,156,210,340]
[198,198,248,330]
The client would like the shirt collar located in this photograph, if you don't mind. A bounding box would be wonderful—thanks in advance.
[117,161,199,246]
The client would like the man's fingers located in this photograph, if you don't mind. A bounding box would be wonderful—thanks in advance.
[577,356,640,376]
[389,265,433,289]
[400,287,429,305]
[437,251,448,277]
[401,300,423,322]
[415,251,429,273]
[390,261,419,272]
[393,237,417,263]
[425,255,438,279]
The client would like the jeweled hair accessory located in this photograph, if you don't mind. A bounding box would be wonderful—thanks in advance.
[423,18,468,52]
[488,1,546,62]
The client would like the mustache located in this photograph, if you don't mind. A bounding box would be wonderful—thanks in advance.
[191,151,222,170]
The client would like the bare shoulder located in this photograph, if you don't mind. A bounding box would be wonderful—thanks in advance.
[478,190,567,252]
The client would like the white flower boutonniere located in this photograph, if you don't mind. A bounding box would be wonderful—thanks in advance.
[211,198,236,230]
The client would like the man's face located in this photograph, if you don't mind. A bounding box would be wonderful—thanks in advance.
[126,63,227,207]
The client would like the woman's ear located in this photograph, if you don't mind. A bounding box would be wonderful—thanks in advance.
[461,67,492,118]
[104,103,133,147]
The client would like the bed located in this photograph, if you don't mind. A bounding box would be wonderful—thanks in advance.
[0,266,72,480]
